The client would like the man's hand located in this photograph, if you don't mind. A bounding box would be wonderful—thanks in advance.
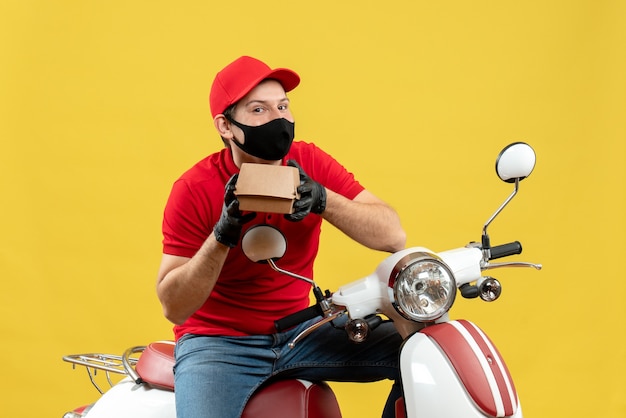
[213,174,257,247]
[285,160,327,222]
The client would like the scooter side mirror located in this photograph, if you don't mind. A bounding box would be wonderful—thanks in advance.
[241,224,317,289]
[241,224,287,263]
[495,142,536,183]
[481,142,537,260]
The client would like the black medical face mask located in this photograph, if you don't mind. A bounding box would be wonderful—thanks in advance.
[226,115,295,161]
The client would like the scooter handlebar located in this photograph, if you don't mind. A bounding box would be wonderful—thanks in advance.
[275,305,322,332]
[490,241,522,260]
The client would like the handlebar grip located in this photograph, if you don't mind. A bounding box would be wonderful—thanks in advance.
[490,241,523,260]
[275,305,321,332]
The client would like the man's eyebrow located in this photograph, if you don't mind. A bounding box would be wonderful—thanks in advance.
[243,97,290,107]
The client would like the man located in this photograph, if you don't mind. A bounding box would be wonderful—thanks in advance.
[156,56,406,418]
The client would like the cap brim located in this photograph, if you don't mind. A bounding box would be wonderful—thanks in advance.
[231,68,300,108]
[267,68,300,93]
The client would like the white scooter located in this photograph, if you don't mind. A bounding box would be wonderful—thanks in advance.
[63,142,541,418]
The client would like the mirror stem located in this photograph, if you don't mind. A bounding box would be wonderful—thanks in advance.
[483,178,520,236]
[268,259,317,287]
[481,178,520,259]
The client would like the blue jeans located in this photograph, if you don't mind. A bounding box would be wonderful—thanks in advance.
[173,317,402,418]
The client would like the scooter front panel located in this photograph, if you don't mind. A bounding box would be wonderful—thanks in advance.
[400,332,487,417]
[419,320,518,417]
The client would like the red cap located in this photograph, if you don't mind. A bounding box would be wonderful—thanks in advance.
[209,56,300,117]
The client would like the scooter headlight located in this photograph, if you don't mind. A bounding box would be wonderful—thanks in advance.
[388,252,456,322]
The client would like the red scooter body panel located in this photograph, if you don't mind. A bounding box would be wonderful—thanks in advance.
[421,320,518,417]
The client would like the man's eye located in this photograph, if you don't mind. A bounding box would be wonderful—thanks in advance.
[252,107,264,113]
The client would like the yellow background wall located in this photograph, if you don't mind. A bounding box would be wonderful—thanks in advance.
[1,1,624,416]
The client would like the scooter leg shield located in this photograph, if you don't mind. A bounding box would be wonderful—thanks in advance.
[400,321,522,418]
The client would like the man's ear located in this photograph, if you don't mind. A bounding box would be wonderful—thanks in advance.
[214,115,234,139]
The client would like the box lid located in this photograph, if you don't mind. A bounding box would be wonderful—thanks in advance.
[235,163,300,214]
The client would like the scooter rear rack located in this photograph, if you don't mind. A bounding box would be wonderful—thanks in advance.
[63,349,141,394]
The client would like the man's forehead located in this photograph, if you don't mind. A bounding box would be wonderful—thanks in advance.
[239,81,289,105]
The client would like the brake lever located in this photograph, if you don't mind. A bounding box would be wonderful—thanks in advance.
[288,309,346,349]
[482,261,542,270]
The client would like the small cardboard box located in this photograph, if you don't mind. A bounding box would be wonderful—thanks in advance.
[235,163,300,214]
